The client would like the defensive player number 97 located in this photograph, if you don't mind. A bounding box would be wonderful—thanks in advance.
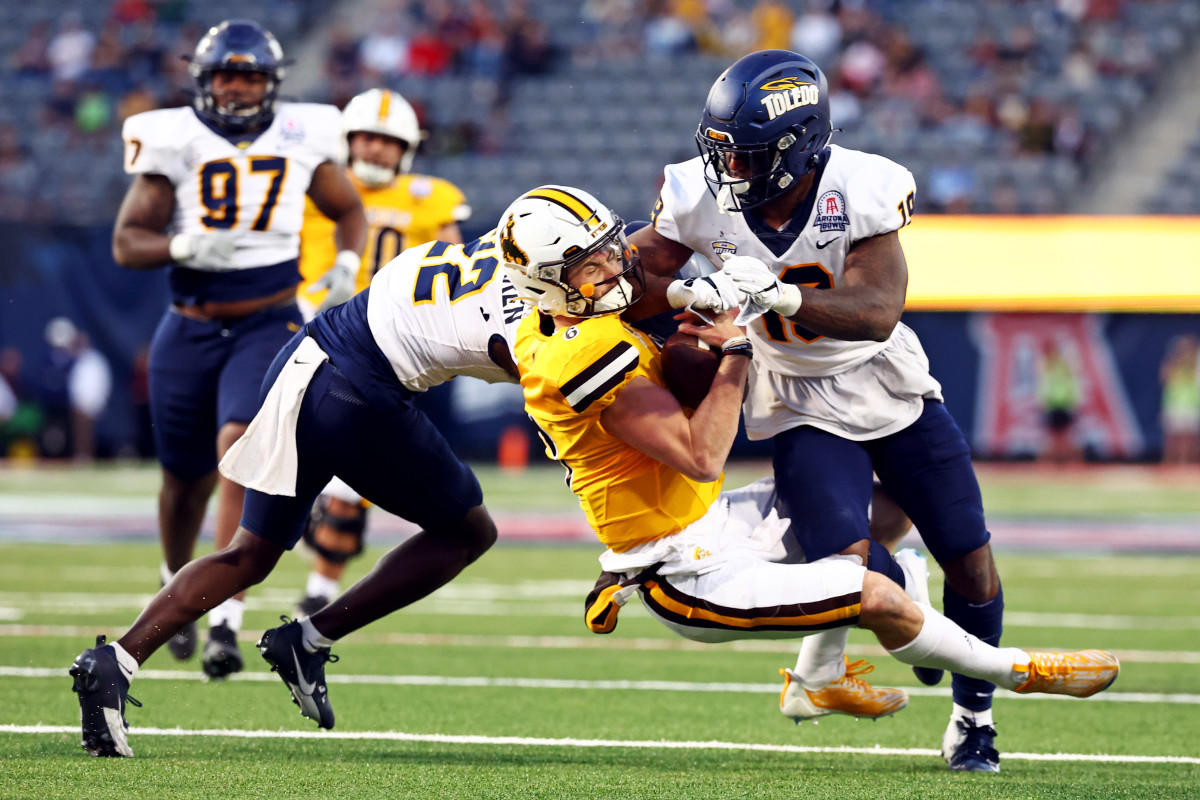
[199,157,288,231]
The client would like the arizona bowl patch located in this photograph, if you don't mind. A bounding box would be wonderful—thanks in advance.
[813,190,849,232]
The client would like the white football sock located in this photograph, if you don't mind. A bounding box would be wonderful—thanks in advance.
[887,603,1029,690]
[110,641,139,678]
[208,598,244,632]
[299,616,336,652]
[793,628,850,689]
[951,702,994,728]
[306,572,340,600]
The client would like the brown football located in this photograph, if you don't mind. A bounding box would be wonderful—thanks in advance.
[660,331,719,409]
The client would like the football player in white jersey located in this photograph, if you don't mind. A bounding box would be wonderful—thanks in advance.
[110,20,366,679]
[504,185,1115,763]
[69,225,526,755]
[629,50,1008,772]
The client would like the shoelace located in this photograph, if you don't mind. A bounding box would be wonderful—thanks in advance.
[275,615,340,665]
[1028,652,1073,679]
[954,719,999,761]
[839,659,876,687]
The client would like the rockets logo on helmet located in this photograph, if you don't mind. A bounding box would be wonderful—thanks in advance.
[696,49,834,213]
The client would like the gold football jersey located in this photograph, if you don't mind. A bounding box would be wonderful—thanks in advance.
[299,172,469,305]
[516,312,722,552]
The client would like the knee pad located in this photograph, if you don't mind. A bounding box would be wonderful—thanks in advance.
[301,500,367,564]
[865,539,906,586]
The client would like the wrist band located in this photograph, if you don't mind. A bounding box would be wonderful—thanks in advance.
[721,336,753,359]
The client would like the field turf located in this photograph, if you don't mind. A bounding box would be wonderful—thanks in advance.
[1,463,1198,798]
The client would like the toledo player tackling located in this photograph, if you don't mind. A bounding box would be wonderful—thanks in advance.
[630,49,1011,771]
[69,225,526,756]
[504,185,1117,759]
[108,19,366,679]
[293,88,473,618]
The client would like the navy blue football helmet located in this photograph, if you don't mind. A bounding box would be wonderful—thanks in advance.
[696,50,833,213]
[188,20,287,134]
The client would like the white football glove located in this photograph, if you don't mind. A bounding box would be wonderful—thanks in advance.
[665,272,741,312]
[168,232,239,270]
[721,255,802,324]
[314,250,362,312]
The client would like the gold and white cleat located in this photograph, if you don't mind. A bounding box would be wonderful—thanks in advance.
[1013,649,1120,697]
[779,657,909,723]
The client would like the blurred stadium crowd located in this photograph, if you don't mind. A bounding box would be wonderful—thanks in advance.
[1,0,1199,227]
[1,0,1199,465]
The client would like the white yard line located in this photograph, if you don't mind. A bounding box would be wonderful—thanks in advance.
[3,666,1197,705]
[2,724,1196,764]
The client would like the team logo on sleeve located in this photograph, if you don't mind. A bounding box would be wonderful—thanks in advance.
[711,241,737,259]
[813,190,849,232]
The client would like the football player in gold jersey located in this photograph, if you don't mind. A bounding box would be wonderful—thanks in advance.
[505,185,1118,728]
[293,88,471,615]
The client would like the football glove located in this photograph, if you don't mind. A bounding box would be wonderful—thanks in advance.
[168,232,239,270]
[314,250,362,312]
[721,255,802,323]
[665,272,741,312]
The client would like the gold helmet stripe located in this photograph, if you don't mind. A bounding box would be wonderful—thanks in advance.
[378,90,391,121]
[527,188,601,231]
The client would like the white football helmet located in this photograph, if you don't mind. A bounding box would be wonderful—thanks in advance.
[340,88,421,186]
[498,186,642,318]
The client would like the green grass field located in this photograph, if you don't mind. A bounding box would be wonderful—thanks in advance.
[2,530,1198,799]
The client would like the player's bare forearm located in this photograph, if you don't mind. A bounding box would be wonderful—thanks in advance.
[112,175,175,269]
[681,353,749,481]
[309,162,367,255]
[628,225,694,277]
[789,232,907,341]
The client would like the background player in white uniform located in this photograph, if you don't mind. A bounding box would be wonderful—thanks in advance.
[294,88,473,618]
[111,20,366,679]
[69,226,527,756]
[502,185,1116,755]
[630,50,1009,772]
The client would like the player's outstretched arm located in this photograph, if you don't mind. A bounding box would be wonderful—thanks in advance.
[628,224,694,277]
[112,175,178,269]
[601,312,749,483]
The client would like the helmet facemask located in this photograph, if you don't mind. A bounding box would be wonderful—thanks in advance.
[697,120,832,214]
[188,21,287,135]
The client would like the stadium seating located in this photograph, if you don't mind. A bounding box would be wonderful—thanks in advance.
[1,0,1198,227]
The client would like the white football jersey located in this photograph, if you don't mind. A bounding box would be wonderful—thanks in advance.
[122,104,341,269]
[366,233,529,392]
[654,144,917,378]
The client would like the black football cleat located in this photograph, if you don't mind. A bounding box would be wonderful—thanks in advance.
[166,621,198,661]
[258,616,339,729]
[69,635,141,757]
[201,623,244,679]
[295,594,330,619]
[942,718,1001,773]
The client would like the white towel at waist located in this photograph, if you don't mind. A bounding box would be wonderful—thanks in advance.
[218,336,329,496]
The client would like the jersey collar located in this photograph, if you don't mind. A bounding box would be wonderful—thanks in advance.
[741,147,832,258]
